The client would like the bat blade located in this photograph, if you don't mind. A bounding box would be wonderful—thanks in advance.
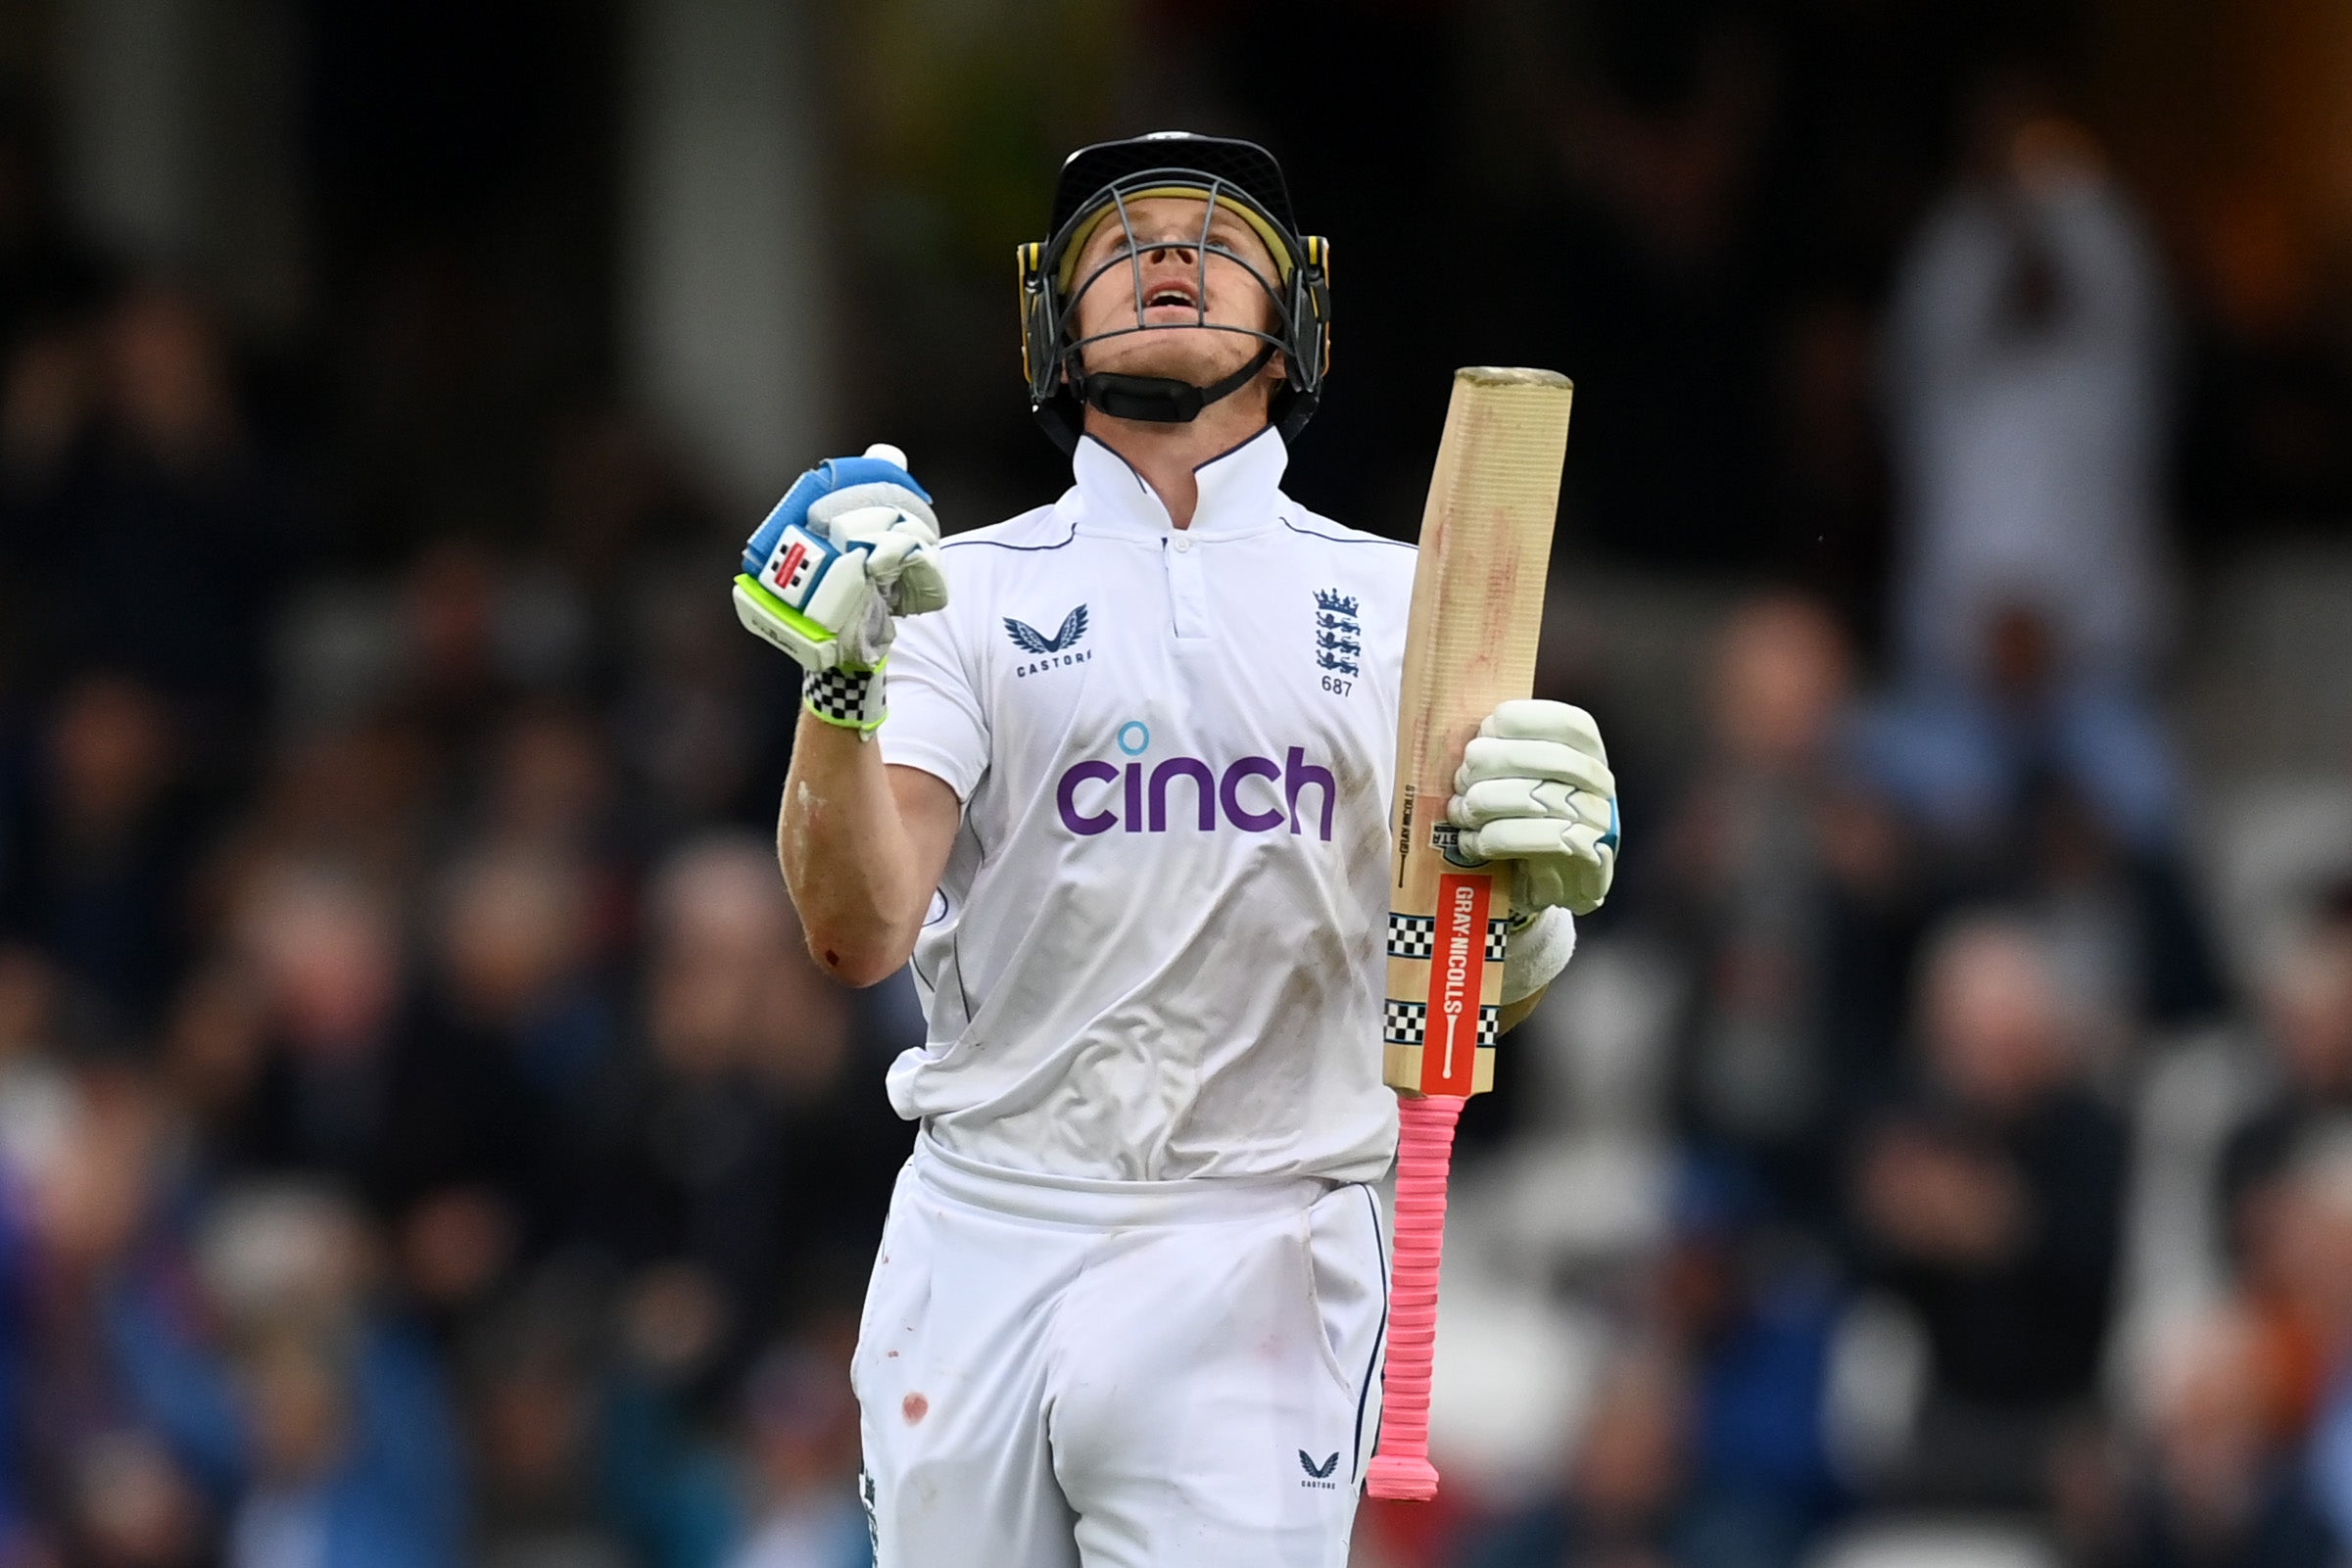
[1368,366,1572,1506]
[1381,366,1573,1099]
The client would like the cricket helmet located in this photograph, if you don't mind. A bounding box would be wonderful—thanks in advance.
[1018,131,1332,454]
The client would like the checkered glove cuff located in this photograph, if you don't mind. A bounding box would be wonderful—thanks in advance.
[802,662,887,734]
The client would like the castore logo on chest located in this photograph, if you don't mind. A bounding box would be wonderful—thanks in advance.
[1005,605,1091,677]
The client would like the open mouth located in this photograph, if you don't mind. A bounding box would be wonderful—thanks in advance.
[1141,281,1201,315]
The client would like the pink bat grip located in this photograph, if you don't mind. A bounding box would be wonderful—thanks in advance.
[1365,1093,1464,1501]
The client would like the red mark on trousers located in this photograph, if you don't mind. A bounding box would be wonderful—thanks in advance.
[824,949,840,969]
[902,1393,930,1425]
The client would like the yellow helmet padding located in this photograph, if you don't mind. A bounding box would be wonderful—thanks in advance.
[1055,185,1296,293]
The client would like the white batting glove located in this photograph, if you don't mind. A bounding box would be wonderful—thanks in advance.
[1449,699,1619,917]
[732,443,947,733]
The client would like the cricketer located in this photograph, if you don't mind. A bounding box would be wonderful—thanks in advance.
[730,132,1620,1566]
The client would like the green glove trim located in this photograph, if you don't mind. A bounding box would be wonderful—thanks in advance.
[735,572,872,663]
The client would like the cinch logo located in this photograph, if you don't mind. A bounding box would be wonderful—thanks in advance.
[1055,722,1337,840]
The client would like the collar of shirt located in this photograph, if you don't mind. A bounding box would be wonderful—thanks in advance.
[1069,425,1289,543]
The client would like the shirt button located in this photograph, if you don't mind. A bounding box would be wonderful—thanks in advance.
[1174,535,1192,552]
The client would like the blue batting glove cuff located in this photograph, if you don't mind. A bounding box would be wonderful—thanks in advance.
[741,455,934,578]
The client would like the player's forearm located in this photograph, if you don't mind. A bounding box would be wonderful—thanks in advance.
[779,714,931,986]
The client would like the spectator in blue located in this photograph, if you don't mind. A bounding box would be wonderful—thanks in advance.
[1461,1344,1699,1568]
[18,1069,243,1530]
[1655,1162,1850,1568]
[225,1328,453,1568]
[199,1185,465,1568]
[726,1341,872,1568]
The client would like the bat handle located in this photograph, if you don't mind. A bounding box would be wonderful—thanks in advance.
[1366,1092,1465,1502]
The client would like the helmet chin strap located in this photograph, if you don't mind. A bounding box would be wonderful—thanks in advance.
[1078,342,1276,425]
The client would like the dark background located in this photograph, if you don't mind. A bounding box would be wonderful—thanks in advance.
[3,1,2352,1565]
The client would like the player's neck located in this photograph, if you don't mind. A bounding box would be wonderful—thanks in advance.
[1082,404,1273,530]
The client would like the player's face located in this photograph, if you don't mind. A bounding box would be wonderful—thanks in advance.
[1066,195,1284,393]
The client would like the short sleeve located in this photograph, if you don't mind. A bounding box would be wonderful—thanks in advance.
[879,607,988,800]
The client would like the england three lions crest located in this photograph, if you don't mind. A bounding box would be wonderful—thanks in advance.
[1313,589,1361,679]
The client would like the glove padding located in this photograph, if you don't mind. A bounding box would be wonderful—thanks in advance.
[1449,698,1618,917]
[733,444,946,671]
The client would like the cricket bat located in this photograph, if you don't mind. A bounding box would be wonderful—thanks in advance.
[1366,366,1573,1503]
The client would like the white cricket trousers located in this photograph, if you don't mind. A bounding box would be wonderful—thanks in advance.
[851,1134,1390,1567]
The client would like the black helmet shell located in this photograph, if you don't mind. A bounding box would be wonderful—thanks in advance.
[1018,132,1331,453]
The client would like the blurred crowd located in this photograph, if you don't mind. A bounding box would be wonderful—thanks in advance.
[1350,19,2352,1568]
[0,59,907,1566]
[1,4,2352,1568]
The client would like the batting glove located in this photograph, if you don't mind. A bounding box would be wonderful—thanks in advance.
[732,443,947,733]
[1449,699,1619,918]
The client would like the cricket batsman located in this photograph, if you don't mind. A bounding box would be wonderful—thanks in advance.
[731,132,1618,1565]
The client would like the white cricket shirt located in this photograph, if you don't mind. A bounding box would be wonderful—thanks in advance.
[878,427,1417,1182]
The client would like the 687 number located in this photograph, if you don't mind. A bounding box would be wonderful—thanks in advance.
[1320,674,1353,696]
